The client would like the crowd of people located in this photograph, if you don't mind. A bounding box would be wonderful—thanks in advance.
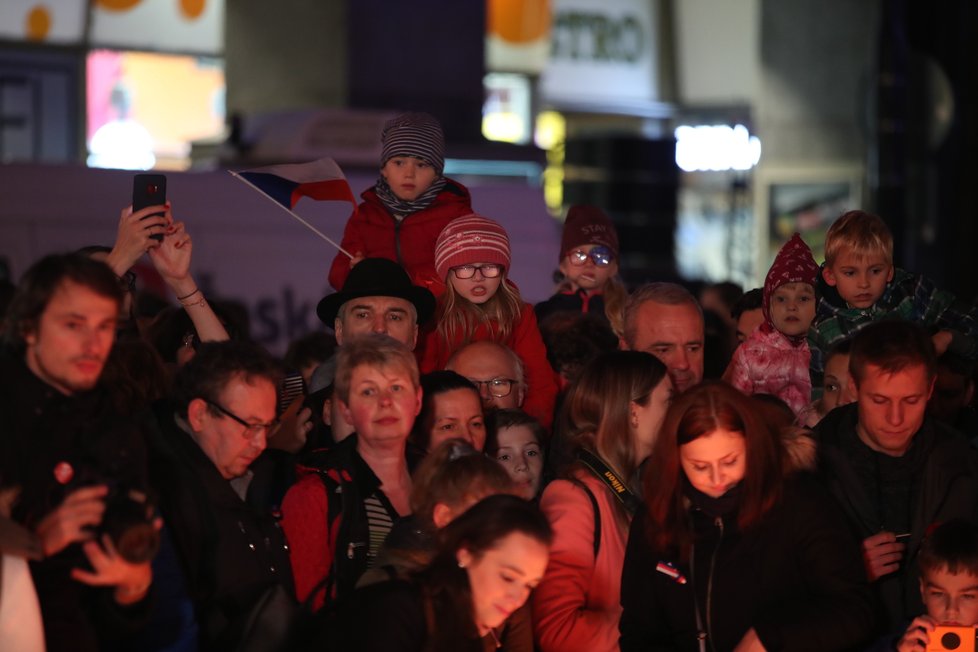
[1,111,978,652]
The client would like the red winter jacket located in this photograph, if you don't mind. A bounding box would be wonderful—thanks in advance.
[327,179,473,296]
[419,303,559,431]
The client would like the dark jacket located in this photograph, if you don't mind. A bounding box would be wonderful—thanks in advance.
[146,403,294,651]
[815,403,978,633]
[0,351,152,652]
[534,289,608,326]
[334,578,496,652]
[620,474,875,651]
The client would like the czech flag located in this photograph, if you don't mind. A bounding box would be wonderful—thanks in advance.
[236,158,357,213]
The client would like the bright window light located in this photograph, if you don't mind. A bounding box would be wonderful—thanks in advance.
[87,49,225,170]
[675,124,761,172]
[483,72,532,145]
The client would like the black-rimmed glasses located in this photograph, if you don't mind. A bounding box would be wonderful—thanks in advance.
[452,264,503,279]
[467,377,517,398]
[567,246,614,267]
[204,399,278,439]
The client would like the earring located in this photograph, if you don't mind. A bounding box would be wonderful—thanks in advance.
[458,560,466,568]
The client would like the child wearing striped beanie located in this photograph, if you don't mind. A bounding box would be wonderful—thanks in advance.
[328,112,473,295]
[420,214,559,430]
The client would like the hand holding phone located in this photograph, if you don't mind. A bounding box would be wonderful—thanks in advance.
[926,625,978,651]
[132,174,167,242]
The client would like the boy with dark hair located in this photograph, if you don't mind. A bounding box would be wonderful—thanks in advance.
[810,210,978,378]
[889,519,978,651]
[731,287,764,343]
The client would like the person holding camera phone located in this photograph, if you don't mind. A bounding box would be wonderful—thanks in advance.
[0,254,159,652]
[866,519,978,652]
[95,197,229,346]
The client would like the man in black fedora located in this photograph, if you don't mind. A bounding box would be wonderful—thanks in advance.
[317,258,435,350]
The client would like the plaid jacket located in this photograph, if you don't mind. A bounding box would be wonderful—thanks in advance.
[809,266,978,376]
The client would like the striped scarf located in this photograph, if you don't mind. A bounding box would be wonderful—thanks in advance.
[374,176,447,221]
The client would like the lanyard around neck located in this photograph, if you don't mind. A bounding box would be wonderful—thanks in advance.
[576,449,641,515]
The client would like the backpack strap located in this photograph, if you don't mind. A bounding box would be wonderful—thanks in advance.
[568,477,601,559]
[303,467,351,610]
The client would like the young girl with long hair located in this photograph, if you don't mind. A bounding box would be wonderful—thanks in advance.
[338,494,552,652]
[419,214,559,429]
[620,381,874,651]
[533,350,672,652]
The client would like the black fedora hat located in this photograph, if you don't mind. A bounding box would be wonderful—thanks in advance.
[317,258,436,326]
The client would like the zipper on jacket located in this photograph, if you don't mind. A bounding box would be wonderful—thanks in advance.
[393,218,404,266]
[347,541,366,560]
[706,516,723,652]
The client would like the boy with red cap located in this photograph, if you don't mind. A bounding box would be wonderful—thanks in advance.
[723,233,819,416]
[328,112,472,296]
[534,205,628,336]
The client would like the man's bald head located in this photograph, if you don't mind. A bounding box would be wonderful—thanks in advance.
[446,340,525,410]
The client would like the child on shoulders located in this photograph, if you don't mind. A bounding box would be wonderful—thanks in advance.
[328,112,472,296]
[810,210,978,378]
[723,233,818,417]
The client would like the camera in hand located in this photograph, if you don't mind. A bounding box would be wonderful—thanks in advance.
[928,626,978,652]
[101,484,160,563]
[66,472,160,564]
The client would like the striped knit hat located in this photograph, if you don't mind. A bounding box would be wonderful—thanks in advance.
[434,214,511,280]
[381,112,445,175]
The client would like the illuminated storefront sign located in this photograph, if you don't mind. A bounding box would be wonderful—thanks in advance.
[540,0,659,106]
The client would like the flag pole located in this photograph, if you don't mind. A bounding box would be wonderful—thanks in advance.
[229,170,354,259]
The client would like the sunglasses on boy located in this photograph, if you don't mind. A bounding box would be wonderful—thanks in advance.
[452,264,504,280]
[567,246,615,267]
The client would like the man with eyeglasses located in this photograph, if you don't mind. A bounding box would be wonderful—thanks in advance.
[146,340,293,650]
[446,340,527,412]
[535,205,621,329]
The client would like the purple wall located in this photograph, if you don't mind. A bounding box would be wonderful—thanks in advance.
[0,163,560,353]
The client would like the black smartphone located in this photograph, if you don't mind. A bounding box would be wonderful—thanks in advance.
[132,174,167,241]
